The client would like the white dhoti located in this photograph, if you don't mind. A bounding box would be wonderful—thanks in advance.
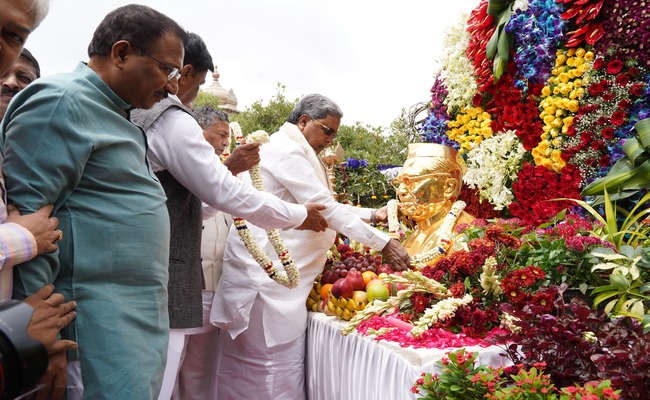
[215,296,306,400]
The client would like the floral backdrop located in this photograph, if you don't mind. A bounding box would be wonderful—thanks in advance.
[418,0,650,223]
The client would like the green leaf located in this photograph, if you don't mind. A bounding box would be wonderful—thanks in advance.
[593,291,620,307]
[610,273,630,289]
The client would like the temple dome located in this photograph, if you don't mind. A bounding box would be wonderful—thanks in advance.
[202,66,241,114]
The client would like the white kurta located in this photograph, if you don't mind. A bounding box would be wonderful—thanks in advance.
[211,122,390,347]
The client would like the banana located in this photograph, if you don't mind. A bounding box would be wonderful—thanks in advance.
[309,287,318,299]
[327,299,336,313]
[342,308,352,321]
[346,298,356,312]
[335,306,343,318]
[337,297,348,309]
[356,300,368,311]
[311,302,318,312]
[306,298,317,309]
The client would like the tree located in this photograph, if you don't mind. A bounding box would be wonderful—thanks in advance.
[193,90,221,109]
[231,83,297,135]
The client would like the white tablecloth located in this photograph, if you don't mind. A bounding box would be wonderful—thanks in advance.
[305,312,510,400]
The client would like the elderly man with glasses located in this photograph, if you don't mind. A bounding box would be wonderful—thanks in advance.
[211,93,410,400]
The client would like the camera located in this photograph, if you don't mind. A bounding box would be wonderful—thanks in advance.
[0,300,48,400]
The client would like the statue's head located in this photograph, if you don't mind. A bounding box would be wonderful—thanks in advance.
[392,144,465,222]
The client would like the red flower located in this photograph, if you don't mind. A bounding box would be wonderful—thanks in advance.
[630,83,646,97]
[606,60,624,74]
[618,99,632,110]
[593,57,605,70]
[615,73,630,86]
[610,110,626,126]
[449,282,465,298]
[601,127,615,139]
[601,92,615,102]
[589,82,607,96]
[597,116,608,125]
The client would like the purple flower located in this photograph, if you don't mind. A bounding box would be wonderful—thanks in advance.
[345,158,369,169]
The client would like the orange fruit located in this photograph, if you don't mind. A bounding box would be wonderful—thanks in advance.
[320,283,333,299]
[361,271,378,286]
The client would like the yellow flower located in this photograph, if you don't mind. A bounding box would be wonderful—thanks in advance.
[558,73,570,83]
[575,48,585,58]
[584,51,595,61]
[567,100,579,113]
[567,48,576,57]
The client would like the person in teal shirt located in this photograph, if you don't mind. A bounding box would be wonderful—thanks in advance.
[1,5,187,399]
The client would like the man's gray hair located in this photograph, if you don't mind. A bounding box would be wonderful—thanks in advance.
[194,106,229,129]
[286,94,343,123]
[31,0,50,28]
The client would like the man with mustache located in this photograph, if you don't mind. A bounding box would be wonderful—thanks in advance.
[0,48,40,119]
[2,4,189,399]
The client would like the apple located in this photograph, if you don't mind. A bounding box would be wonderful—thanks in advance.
[376,264,394,275]
[366,280,390,302]
[331,277,354,299]
[346,270,366,291]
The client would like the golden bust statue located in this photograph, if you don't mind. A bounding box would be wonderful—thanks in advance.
[392,143,474,259]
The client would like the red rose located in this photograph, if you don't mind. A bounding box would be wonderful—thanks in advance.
[618,99,632,110]
[611,110,627,126]
[630,83,646,97]
[606,60,625,74]
[601,127,615,139]
[589,82,607,96]
[599,155,611,167]
[615,73,631,86]
[597,116,608,125]
[602,92,616,102]
[593,57,605,70]
[567,125,577,136]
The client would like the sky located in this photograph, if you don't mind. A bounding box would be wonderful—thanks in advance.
[25,0,479,128]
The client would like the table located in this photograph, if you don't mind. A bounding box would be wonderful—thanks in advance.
[305,312,510,400]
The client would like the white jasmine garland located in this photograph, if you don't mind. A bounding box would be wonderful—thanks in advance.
[410,201,466,268]
[387,199,400,239]
[233,130,299,289]
[439,13,478,114]
[410,293,473,337]
[463,131,526,210]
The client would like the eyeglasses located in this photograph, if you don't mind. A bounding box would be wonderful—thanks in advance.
[143,53,181,83]
[390,173,450,189]
[307,115,337,138]
[131,43,181,83]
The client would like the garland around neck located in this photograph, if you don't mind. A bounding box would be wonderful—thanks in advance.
[388,200,466,269]
[232,130,300,289]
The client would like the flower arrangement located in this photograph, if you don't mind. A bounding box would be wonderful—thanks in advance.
[439,11,478,114]
[446,106,493,154]
[562,55,648,186]
[464,130,526,210]
[411,348,621,400]
[532,47,593,172]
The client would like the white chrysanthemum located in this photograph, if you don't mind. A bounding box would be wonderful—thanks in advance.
[463,131,526,210]
[438,13,477,114]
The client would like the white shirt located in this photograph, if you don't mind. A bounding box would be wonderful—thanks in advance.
[144,95,306,230]
[211,122,390,347]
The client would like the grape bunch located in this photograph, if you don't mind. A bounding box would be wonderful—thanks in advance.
[320,243,394,285]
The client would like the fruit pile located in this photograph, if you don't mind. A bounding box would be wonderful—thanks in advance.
[306,241,398,320]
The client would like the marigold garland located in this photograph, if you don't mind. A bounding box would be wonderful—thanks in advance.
[233,130,299,289]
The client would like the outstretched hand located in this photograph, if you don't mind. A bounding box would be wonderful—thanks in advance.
[374,206,388,224]
[381,239,410,271]
[296,203,328,232]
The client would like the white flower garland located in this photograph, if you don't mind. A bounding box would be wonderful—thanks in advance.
[410,293,473,337]
[410,200,466,268]
[387,199,400,239]
[233,130,300,289]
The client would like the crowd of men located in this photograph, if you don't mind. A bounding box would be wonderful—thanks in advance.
[0,2,410,399]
